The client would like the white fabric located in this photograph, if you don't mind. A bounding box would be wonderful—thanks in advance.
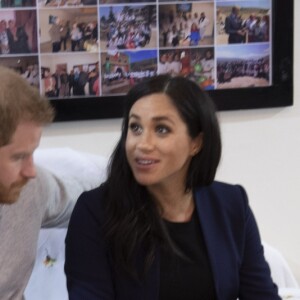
[24,229,68,300]
[279,288,300,300]
[22,148,108,299]
[34,147,108,192]
[263,242,299,289]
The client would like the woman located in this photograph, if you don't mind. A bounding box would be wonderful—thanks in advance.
[43,69,56,98]
[65,75,280,300]
[189,22,201,46]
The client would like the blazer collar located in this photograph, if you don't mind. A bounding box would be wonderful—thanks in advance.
[194,186,223,299]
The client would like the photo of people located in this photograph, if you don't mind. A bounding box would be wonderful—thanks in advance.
[0,55,39,87]
[216,43,270,89]
[39,8,98,53]
[217,0,270,45]
[99,5,157,50]
[0,0,36,7]
[100,0,155,3]
[158,47,215,90]
[101,50,157,95]
[159,0,211,3]
[159,2,214,48]
[38,0,96,7]
[0,10,37,55]
[40,53,99,97]
[0,0,275,100]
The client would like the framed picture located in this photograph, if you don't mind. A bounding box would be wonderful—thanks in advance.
[0,0,293,121]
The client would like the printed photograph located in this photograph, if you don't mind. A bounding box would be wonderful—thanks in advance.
[0,0,36,8]
[159,2,214,48]
[0,10,38,55]
[101,49,157,95]
[38,0,96,8]
[216,0,271,45]
[216,43,270,89]
[39,8,98,53]
[0,55,40,88]
[40,53,99,98]
[159,0,212,3]
[99,5,157,51]
[158,47,215,90]
[100,0,155,4]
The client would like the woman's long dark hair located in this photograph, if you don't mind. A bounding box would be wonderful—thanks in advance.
[103,75,221,277]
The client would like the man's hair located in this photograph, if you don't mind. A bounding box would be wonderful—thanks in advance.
[0,66,54,146]
[232,6,240,14]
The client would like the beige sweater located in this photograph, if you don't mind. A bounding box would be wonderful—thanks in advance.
[0,149,107,300]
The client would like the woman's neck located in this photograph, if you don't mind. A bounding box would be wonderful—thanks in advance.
[148,186,195,223]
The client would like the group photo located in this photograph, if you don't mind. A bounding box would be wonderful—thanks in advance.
[216,0,270,45]
[0,0,36,7]
[0,55,39,87]
[101,50,157,95]
[38,0,96,7]
[99,5,157,51]
[158,47,215,90]
[39,8,98,53]
[159,2,214,48]
[100,0,155,3]
[0,10,37,55]
[40,53,99,98]
[216,43,270,88]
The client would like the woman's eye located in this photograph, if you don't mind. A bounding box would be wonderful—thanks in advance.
[156,125,170,135]
[129,123,142,134]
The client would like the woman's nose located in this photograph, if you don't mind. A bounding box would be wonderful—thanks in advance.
[137,131,154,151]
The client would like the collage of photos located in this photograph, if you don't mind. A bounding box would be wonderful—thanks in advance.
[0,0,272,100]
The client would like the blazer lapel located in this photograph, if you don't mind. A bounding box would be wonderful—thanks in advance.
[194,186,239,300]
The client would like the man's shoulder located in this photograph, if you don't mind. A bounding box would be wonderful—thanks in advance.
[20,166,54,208]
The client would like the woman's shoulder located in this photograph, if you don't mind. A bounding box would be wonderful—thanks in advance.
[195,181,249,209]
[202,180,246,194]
[80,183,107,198]
[72,184,108,221]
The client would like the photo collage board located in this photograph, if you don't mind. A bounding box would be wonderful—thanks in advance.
[0,0,272,99]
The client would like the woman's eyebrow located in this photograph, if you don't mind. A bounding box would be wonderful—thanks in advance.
[152,116,176,125]
[128,113,140,120]
[129,113,176,125]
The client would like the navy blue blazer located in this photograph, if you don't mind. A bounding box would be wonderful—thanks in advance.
[65,182,280,300]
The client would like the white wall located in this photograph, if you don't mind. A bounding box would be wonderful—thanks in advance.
[40,2,300,283]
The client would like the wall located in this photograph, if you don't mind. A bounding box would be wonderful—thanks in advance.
[40,2,300,283]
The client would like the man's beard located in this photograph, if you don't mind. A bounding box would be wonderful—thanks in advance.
[0,179,29,204]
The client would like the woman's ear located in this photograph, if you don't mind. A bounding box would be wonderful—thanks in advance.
[191,133,203,156]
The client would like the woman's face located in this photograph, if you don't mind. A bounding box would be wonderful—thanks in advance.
[125,93,202,191]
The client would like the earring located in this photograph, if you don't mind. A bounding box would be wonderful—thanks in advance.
[193,149,199,156]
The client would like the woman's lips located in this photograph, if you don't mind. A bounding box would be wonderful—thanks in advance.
[136,159,157,165]
[134,158,159,169]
